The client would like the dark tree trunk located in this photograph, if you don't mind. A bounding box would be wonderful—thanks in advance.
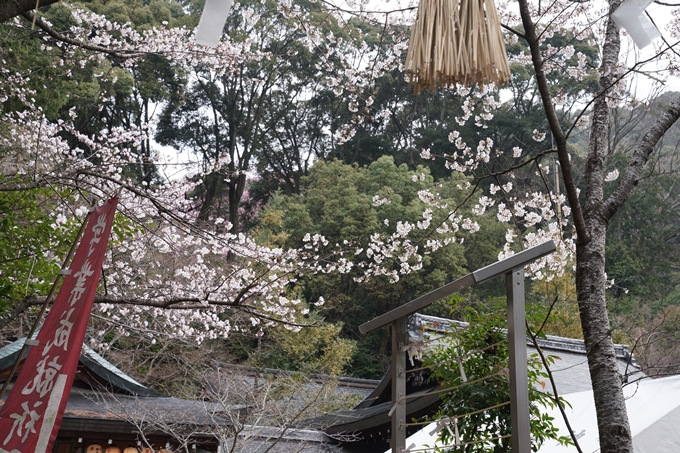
[198,172,220,222]
[576,219,633,452]
[228,173,246,233]
[0,0,58,24]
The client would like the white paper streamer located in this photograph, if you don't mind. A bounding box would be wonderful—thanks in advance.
[195,0,234,47]
[611,0,660,49]
[402,338,427,366]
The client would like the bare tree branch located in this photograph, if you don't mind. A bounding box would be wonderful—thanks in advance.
[527,319,584,453]
[603,96,680,221]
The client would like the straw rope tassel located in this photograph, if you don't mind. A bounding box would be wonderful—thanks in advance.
[404,0,510,92]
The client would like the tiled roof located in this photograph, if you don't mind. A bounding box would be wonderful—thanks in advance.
[0,333,38,371]
[410,313,645,394]
[0,335,159,396]
[81,345,145,387]
[64,389,234,425]
[215,363,380,390]
[411,313,636,361]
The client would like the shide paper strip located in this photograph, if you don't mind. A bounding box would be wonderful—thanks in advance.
[195,0,234,47]
[611,0,661,49]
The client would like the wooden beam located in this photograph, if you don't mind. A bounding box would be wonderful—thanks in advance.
[359,241,556,335]
[390,317,408,453]
[359,274,475,335]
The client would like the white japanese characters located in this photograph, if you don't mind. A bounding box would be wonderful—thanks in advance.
[1,203,116,453]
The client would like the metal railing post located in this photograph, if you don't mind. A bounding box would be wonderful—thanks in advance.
[507,268,531,452]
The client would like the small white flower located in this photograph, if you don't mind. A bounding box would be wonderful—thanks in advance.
[532,130,546,142]
[505,229,515,243]
[604,169,619,182]
[372,195,390,206]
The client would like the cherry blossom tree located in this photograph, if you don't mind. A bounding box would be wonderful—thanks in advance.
[0,1,478,348]
[506,1,680,451]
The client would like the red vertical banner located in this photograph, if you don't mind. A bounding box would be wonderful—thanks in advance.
[0,196,118,453]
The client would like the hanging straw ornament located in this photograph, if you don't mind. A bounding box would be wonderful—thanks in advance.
[404,0,511,93]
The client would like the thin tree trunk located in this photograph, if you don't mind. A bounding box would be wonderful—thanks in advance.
[228,173,246,233]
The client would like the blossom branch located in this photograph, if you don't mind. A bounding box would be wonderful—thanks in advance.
[21,11,142,59]
[517,0,588,243]
[500,23,526,40]
[0,172,82,192]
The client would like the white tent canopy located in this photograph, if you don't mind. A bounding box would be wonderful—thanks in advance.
[539,374,680,453]
[388,375,680,453]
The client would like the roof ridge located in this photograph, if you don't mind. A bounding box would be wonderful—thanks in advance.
[410,313,638,367]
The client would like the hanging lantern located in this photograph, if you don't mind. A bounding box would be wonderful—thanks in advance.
[87,445,103,453]
[404,0,511,93]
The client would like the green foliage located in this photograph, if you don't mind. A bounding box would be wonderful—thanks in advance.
[0,187,78,316]
[0,182,138,327]
[1,4,139,122]
[528,269,583,340]
[256,157,471,377]
[75,0,191,29]
[605,169,680,304]
[154,0,357,228]
[0,1,185,186]
[423,298,572,452]
[0,10,92,120]
[253,315,356,376]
